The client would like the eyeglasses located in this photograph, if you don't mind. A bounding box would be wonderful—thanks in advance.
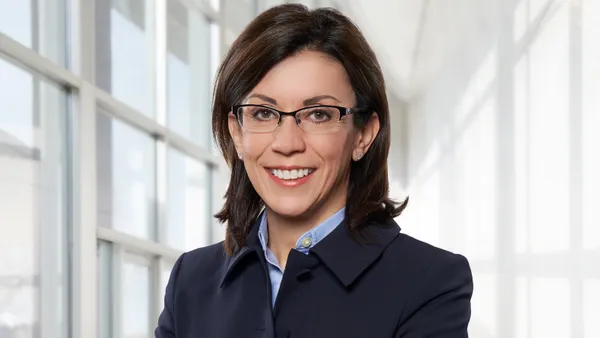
[232,104,366,133]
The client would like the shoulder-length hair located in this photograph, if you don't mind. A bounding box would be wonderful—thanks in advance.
[212,4,408,255]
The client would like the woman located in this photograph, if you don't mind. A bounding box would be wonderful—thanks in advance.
[156,4,472,338]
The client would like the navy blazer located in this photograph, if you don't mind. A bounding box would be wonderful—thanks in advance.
[155,218,473,338]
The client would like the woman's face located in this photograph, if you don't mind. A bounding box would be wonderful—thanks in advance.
[229,50,379,220]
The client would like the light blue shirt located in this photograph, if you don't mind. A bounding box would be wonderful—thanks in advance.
[257,207,345,308]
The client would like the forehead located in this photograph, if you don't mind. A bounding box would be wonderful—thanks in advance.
[247,50,355,106]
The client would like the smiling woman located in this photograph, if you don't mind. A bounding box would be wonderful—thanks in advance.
[225,49,381,229]
[155,4,473,338]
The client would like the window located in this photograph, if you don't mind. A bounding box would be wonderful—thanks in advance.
[315,0,338,8]
[97,241,154,338]
[0,0,67,65]
[584,280,600,338]
[0,57,68,338]
[166,147,210,250]
[263,0,286,9]
[287,0,314,8]
[160,260,175,296]
[582,0,600,251]
[93,0,222,331]
[97,241,113,338]
[224,0,257,45]
[167,1,212,147]
[95,0,156,117]
[2,0,259,336]
[96,110,157,240]
[121,254,151,338]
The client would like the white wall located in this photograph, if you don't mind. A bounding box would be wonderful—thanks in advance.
[400,0,600,337]
[387,90,409,204]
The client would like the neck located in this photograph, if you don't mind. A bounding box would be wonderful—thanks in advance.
[266,198,345,270]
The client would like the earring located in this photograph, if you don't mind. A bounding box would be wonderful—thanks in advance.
[237,152,243,160]
[356,152,363,161]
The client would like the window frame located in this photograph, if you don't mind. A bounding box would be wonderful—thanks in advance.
[1,1,224,338]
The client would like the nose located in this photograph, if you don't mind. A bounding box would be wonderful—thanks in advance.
[271,115,306,155]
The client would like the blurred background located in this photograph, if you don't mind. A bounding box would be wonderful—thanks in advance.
[0,0,598,337]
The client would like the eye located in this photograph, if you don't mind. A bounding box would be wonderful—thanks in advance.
[308,109,332,122]
[252,108,277,121]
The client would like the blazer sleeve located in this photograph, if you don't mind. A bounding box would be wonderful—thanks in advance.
[395,253,474,338]
[155,252,186,338]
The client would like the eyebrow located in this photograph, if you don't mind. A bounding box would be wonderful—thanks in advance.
[245,93,341,106]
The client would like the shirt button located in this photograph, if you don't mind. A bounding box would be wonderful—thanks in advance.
[301,237,312,248]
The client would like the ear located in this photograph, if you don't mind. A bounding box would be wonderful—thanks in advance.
[353,112,380,161]
[228,112,244,160]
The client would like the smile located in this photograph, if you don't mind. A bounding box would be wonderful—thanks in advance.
[265,167,316,187]
[269,168,314,180]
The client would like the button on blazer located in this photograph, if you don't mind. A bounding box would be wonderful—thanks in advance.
[155,218,473,338]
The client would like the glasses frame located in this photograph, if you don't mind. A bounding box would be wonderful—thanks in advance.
[231,104,367,132]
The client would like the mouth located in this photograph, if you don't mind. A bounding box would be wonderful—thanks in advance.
[265,167,316,187]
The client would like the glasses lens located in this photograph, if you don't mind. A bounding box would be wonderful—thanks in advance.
[296,106,342,132]
[238,106,279,132]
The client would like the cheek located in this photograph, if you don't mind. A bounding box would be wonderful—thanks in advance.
[320,145,349,163]
[242,134,272,160]
[309,133,354,164]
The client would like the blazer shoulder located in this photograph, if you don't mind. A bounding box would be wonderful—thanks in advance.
[392,232,469,268]
[380,232,472,289]
[184,241,227,264]
[388,234,474,336]
[175,241,228,287]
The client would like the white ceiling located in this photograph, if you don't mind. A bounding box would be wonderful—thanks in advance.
[338,0,496,101]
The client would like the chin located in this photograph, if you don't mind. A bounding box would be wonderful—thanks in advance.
[265,197,314,219]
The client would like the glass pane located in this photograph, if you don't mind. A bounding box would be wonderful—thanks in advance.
[288,0,314,8]
[528,5,569,253]
[470,273,496,336]
[96,110,157,240]
[0,0,67,66]
[513,55,530,254]
[0,57,67,338]
[457,95,496,260]
[515,277,530,338]
[263,0,286,9]
[167,1,211,147]
[97,241,112,338]
[160,260,174,299]
[315,0,338,8]
[167,148,210,250]
[95,0,156,117]
[584,279,600,338]
[211,168,227,243]
[122,255,150,338]
[530,278,570,337]
[582,0,600,250]
[224,0,257,45]
[209,21,220,156]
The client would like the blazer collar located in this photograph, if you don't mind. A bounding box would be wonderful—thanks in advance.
[220,214,401,288]
[220,214,264,287]
[310,218,401,287]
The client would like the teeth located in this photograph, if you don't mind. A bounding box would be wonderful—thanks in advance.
[270,168,314,180]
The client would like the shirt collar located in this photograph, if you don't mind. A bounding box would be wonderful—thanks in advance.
[257,207,345,254]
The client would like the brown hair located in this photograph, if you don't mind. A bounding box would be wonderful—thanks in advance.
[212,4,408,255]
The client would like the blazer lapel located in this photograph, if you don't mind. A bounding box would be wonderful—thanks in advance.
[310,218,401,287]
